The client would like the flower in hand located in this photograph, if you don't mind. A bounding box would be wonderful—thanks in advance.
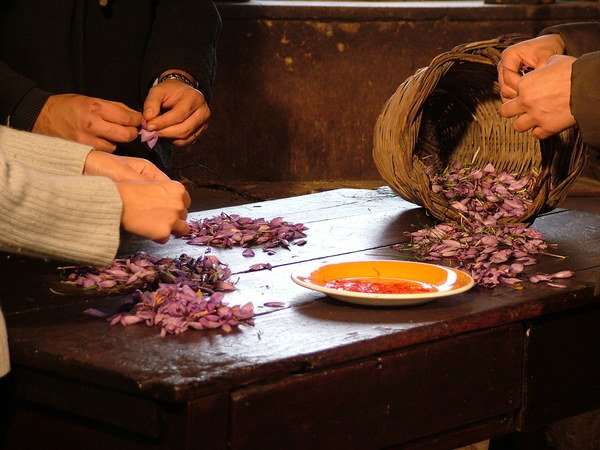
[138,120,159,149]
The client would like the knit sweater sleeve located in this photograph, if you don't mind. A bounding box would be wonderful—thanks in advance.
[0,151,122,267]
[0,127,123,267]
[0,125,94,174]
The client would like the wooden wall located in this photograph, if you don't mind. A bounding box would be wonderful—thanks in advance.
[174,2,600,183]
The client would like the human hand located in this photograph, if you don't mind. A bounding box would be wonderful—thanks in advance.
[116,180,191,243]
[33,94,143,152]
[500,55,577,140]
[498,34,565,102]
[83,151,170,182]
[143,78,210,147]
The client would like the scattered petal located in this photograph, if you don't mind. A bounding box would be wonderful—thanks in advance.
[551,270,574,279]
[83,308,110,318]
[263,301,285,308]
[242,248,255,258]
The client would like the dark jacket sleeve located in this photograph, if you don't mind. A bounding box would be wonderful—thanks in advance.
[541,22,600,58]
[141,0,222,104]
[570,51,600,149]
[0,60,53,131]
[542,22,600,149]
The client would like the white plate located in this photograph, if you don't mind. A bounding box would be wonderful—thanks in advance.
[291,260,474,306]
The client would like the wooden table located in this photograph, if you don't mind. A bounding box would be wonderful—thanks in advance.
[1,188,599,450]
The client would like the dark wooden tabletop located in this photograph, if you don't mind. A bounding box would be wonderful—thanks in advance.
[1,188,599,450]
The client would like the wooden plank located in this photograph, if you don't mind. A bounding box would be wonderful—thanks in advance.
[12,366,163,437]
[2,390,229,450]
[117,189,427,264]
[160,393,229,450]
[519,305,600,430]
[2,406,157,450]
[396,414,514,450]
[229,324,522,449]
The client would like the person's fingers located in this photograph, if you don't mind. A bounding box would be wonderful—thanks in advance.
[498,71,514,100]
[157,106,210,145]
[83,101,142,143]
[532,126,552,140]
[151,108,191,134]
[114,167,146,182]
[86,136,117,152]
[146,90,208,131]
[139,164,171,181]
[122,157,171,181]
[172,123,209,147]
[153,235,170,245]
[91,119,140,144]
[499,85,517,103]
[182,189,191,209]
[168,181,190,219]
[499,49,524,77]
[500,68,522,95]
[143,87,164,122]
[499,97,526,119]
[96,101,143,127]
[498,64,522,103]
[171,219,190,238]
[117,180,191,244]
[512,113,536,133]
[147,98,199,133]
[84,151,149,181]
[108,100,143,115]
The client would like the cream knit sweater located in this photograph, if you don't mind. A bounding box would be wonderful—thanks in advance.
[0,126,123,377]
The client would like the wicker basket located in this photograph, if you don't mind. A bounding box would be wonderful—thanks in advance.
[373,35,586,224]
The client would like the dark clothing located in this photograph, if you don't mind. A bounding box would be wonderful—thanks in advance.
[0,0,221,168]
[571,51,600,151]
[542,22,600,150]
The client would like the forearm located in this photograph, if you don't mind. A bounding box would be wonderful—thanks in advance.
[0,152,121,267]
[0,126,92,175]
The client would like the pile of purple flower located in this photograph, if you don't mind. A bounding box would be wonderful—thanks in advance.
[395,163,574,288]
[67,213,309,336]
[64,252,255,336]
[428,162,535,222]
[105,285,254,337]
[63,252,235,293]
[185,213,308,250]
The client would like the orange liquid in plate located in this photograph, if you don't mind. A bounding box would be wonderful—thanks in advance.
[325,278,437,294]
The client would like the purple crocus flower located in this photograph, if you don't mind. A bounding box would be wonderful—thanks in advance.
[138,120,159,149]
